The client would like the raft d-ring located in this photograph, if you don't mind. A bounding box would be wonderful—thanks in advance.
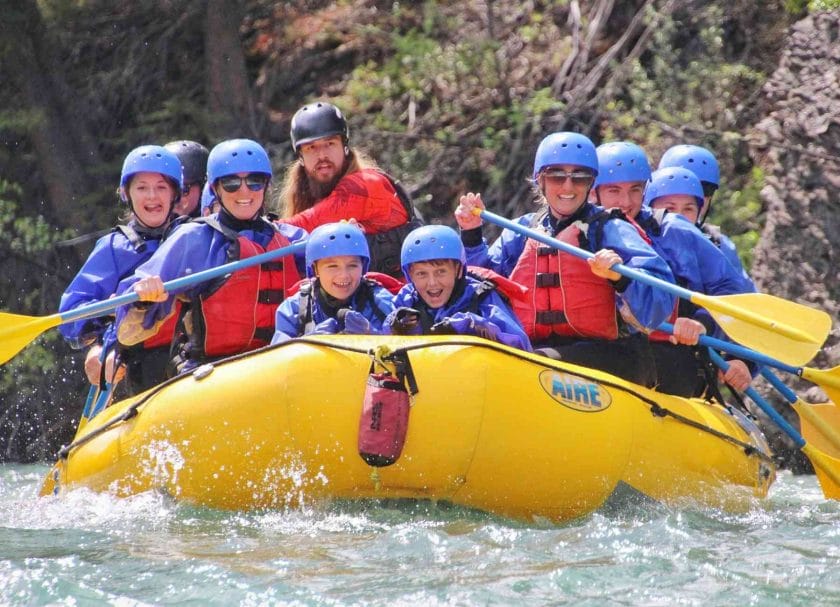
[192,363,215,380]
[369,344,395,373]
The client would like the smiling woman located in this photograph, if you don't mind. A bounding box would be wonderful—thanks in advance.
[113,139,309,375]
[56,145,183,398]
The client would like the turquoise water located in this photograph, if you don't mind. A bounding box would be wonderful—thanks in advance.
[1,465,839,606]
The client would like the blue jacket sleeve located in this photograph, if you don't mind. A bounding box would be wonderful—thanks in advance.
[463,214,533,277]
[275,222,309,276]
[476,290,533,352]
[363,284,396,334]
[596,218,676,332]
[716,232,754,286]
[58,231,154,348]
[114,224,229,337]
[271,295,303,343]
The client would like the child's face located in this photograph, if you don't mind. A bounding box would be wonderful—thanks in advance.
[315,255,364,301]
[408,260,460,309]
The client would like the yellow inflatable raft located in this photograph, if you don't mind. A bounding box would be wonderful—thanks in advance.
[40,335,775,522]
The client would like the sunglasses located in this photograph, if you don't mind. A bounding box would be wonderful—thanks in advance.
[542,169,594,186]
[218,174,268,193]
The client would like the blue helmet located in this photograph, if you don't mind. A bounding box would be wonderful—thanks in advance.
[199,182,216,214]
[594,141,651,187]
[207,139,272,184]
[658,144,720,186]
[533,132,598,180]
[644,167,705,209]
[305,222,370,278]
[119,145,183,203]
[400,225,466,281]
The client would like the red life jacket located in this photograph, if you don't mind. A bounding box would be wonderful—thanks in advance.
[509,216,619,341]
[194,227,301,358]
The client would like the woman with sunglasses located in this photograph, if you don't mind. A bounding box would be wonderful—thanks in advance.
[114,139,308,374]
[59,145,183,395]
[453,132,675,387]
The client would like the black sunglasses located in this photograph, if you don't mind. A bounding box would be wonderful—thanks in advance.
[542,169,594,186]
[218,174,268,193]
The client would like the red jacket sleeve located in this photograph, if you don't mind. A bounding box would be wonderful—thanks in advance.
[280,169,409,234]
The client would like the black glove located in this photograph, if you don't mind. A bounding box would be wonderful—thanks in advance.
[387,307,422,335]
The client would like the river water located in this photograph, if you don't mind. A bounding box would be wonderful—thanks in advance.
[1,464,838,606]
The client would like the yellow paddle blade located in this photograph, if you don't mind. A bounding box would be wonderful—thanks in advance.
[803,444,840,500]
[794,400,840,459]
[0,312,62,364]
[801,366,840,411]
[692,292,832,366]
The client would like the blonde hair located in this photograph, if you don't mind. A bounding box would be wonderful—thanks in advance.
[279,148,379,217]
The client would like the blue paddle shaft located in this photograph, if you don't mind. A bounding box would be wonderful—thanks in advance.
[58,241,306,325]
[479,209,695,301]
[707,348,805,448]
[658,322,799,376]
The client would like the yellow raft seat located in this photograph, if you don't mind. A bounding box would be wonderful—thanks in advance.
[40,335,775,523]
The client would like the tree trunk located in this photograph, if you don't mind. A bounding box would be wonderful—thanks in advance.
[206,0,257,138]
[0,0,102,233]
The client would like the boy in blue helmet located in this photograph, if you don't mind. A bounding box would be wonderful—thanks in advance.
[115,139,308,374]
[384,225,532,352]
[594,142,756,397]
[454,132,675,386]
[657,144,751,281]
[271,222,395,342]
[59,145,183,395]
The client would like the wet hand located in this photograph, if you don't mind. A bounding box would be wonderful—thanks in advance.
[133,276,167,302]
[454,192,485,230]
[669,317,706,345]
[588,249,622,281]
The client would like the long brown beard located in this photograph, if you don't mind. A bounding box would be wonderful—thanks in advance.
[306,160,346,200]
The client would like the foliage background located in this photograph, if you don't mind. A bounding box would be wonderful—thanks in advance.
[0,0,836,461]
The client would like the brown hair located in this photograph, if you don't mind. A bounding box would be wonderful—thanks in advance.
[278,147,379,217]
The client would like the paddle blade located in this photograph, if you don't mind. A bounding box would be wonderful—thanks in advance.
[794,401,840,459]
[0,312,62,364]
[702,293,832,366]
[803,444,840,500]
[799,365,840,407]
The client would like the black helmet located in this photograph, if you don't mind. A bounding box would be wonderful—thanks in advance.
[164,140,210,187]
[290,102,349,152]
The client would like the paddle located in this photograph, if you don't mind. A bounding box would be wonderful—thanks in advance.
[658,323,840,410]
[657,322,840,456]
[0,241,306,365]
[477,209,831,366]
[760,368,840,459]
[707,349,840,499]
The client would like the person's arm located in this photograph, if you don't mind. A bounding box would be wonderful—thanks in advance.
[271,296,303,344]
[598,219,676,331]
[115,225,224,345]
[58,232,129,348]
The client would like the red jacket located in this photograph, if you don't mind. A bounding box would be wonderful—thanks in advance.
[281,169,409,234]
